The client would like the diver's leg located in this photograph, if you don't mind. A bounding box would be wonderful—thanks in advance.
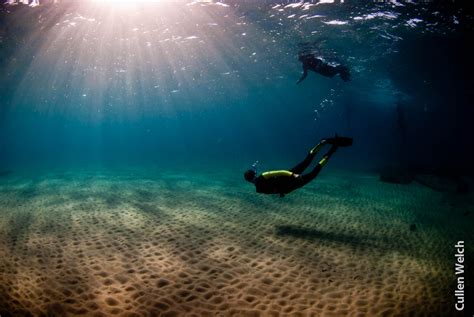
[298,145,338,187]
[338,65,350,81]
[290,141,326,174]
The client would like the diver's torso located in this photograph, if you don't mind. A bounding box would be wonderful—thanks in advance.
[305,57,339,77]
[255,174,300,195]
[304,57,323,71]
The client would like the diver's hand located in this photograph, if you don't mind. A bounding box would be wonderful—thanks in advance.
[297,71,307,84]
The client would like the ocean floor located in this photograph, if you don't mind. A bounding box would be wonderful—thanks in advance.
[0,168,472,316]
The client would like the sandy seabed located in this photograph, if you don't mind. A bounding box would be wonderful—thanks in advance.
[0,168,472,316]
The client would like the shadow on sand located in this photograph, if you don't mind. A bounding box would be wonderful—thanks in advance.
[274,224,438,261]
[275,225,374,248]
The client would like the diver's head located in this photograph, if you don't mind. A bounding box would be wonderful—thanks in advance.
[244,169,257,183]
[298,51,310,62]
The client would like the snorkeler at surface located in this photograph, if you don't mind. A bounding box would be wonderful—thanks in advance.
[244,135,353,197]
[296,52,351,84]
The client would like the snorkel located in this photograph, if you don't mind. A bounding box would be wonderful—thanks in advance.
[251,160,258,173]
[244,161,259,184]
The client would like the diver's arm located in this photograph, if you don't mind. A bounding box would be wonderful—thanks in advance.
[297,68,308,84]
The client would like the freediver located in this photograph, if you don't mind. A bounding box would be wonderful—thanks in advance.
[244,135,353,197]
[296,51,351,84]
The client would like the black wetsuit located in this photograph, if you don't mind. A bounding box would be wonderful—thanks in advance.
[297,54,350,84]
[254,143,337,197]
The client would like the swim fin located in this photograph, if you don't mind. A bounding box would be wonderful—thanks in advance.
[325,135,353,147]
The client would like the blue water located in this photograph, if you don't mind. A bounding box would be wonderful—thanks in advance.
[1,1,472,173]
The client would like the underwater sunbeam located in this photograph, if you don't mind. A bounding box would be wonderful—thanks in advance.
[93,0,164,6]
[100,0,163,3]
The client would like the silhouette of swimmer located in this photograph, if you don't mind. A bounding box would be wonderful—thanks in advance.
[244,135,353,197]
[297,52,351,84]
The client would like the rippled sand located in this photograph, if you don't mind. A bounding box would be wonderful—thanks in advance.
[0,168,472,316]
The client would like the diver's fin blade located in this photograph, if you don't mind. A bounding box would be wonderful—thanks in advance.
[326,136,353,147]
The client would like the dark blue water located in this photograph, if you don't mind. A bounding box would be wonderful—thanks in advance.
[1,1,472,174]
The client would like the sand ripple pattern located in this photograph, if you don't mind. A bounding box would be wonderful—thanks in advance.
[0,169,472,316]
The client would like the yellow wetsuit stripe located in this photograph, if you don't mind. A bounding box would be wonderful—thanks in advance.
[310,142,324,155]
[262,170,293,179]
[319,156,329,167]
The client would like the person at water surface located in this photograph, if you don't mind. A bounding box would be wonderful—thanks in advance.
[296,51,351,84]
[244,136,353,197]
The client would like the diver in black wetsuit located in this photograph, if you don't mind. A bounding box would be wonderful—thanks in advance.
[244,136,353,197]
[296,52,351,84]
